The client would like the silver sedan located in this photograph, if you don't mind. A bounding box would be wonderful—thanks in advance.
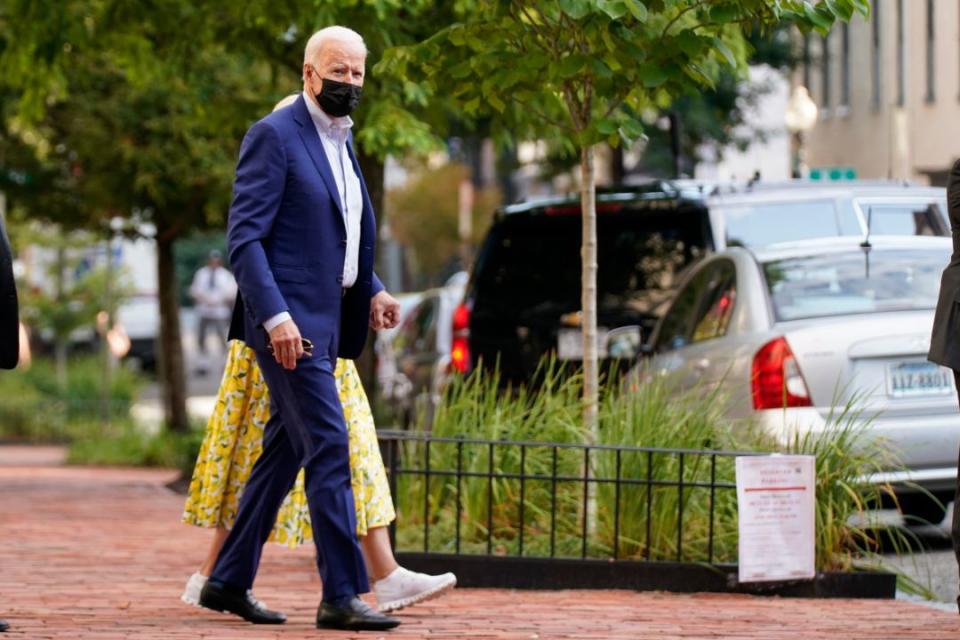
[632,236,957,515]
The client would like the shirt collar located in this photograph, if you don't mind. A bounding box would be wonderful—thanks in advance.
[302,90,353,142]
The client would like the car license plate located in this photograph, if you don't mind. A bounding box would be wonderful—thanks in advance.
[557,328,608,361]
[886,361,954,398]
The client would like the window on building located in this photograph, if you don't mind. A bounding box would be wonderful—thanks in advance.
[871,0,881,110]
[926,0,935,102]
[896,0,905,107]
[840,23,851,109]
[821,33,831,113]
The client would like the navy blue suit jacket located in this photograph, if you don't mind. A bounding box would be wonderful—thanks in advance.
[227,95,383,360]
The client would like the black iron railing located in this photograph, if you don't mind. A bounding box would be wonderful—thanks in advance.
[378,430,765,566]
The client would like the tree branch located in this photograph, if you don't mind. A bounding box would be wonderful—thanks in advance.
[513,1,559,57]
[660,1,708,38]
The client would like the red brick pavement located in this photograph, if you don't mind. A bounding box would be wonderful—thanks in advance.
[1,457,958,639]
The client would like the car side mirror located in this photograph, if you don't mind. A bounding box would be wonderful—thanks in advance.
[606,325,643,360]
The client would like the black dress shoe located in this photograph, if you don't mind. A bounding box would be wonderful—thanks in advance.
[0,619,8,632]
[316,597,400,631]
[198,579,286,625]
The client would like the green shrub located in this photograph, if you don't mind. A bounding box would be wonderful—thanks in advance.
[67,419,205,471]
[393,360,908,572]
[0,355,143,442]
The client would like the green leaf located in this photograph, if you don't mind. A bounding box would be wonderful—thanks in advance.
[626,0,648,22]
[851,0,871,18]
[487,93,506,113]
[590,57,614,78]
[708,3,738,24]
[558,0,591,20]
[597,0,628,20]
[596,119,618,135]
[825,0,854,22]
[557,54,588,77]
[711,37,737,68]
[676,31,707,58]
[803,3,834,32]
[450,61,473,79]
[638,65,668,88]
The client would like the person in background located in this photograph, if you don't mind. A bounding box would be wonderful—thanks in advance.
[927,157,960,615]
[189,249,237,373]
[1,209,20,634]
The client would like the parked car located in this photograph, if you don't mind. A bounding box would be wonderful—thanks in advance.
[388,276,467,428]
[456,180,949,387]
[374,291,425,407]
[631,235,956,521]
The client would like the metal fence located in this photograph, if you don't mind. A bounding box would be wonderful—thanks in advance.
[378,430,765,566]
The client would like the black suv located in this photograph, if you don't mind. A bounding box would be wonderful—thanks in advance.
[453,184,714,385]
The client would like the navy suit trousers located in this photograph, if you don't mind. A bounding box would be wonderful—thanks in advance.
[210,349,368,601]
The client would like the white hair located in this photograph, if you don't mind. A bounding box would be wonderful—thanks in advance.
[303,26,367,71]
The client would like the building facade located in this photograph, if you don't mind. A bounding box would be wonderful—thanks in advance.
[799,0,960,185]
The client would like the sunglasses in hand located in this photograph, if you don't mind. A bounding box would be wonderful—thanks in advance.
[266,337,314,358]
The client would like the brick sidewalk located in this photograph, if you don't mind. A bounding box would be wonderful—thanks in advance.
[1,458,958,639]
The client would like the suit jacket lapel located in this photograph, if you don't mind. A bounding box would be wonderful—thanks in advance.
[292,95,345,223]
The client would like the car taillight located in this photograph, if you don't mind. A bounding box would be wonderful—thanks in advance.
[751,336,812,410]
[451,302,471,373]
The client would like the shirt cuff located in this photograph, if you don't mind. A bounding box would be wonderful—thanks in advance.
[263,311,292,333]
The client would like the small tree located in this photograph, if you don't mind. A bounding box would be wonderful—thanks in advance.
[16,224,131,387]
[383,0,868,436]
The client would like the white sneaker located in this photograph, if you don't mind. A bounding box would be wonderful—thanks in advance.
[181,572,207,606]
[374,567,457,612]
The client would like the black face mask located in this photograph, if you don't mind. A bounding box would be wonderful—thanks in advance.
[315,77,362,118]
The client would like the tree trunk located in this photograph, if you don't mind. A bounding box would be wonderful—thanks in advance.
[54,246,67,389]
[54,338,68,390]
[580,145,598,441]
[156,234,188,432]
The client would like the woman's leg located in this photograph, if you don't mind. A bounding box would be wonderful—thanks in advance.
[359,526,399,582]
[198,527,231,577]
[335,359,456,610]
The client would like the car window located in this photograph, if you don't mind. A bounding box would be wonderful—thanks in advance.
[654,267,711,352]
[763,248,948,321]
[394,298,436,354]
[473,207,709,321]
[718,200,860,248]
[857,200,947,236]
[691,260,737,343]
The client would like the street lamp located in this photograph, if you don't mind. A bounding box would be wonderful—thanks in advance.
[785,85,818,179]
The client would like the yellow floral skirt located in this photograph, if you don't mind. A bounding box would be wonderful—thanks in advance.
[181,340,396,548]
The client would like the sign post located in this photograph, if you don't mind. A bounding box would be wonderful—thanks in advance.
[736,455,816,583]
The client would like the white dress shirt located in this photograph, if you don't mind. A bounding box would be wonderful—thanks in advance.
[263,92,364,333]
[189,265,238,321]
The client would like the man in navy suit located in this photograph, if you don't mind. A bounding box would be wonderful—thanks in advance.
[198,26,401,631]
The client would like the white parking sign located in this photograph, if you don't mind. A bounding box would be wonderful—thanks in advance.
[736,455,816,583]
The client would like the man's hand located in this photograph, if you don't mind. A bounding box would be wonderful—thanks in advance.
[269,319,304,370]
[370,290,401,331]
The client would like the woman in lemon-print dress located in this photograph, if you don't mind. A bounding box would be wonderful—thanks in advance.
[180,340,455,612]
[182,340,393,546]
